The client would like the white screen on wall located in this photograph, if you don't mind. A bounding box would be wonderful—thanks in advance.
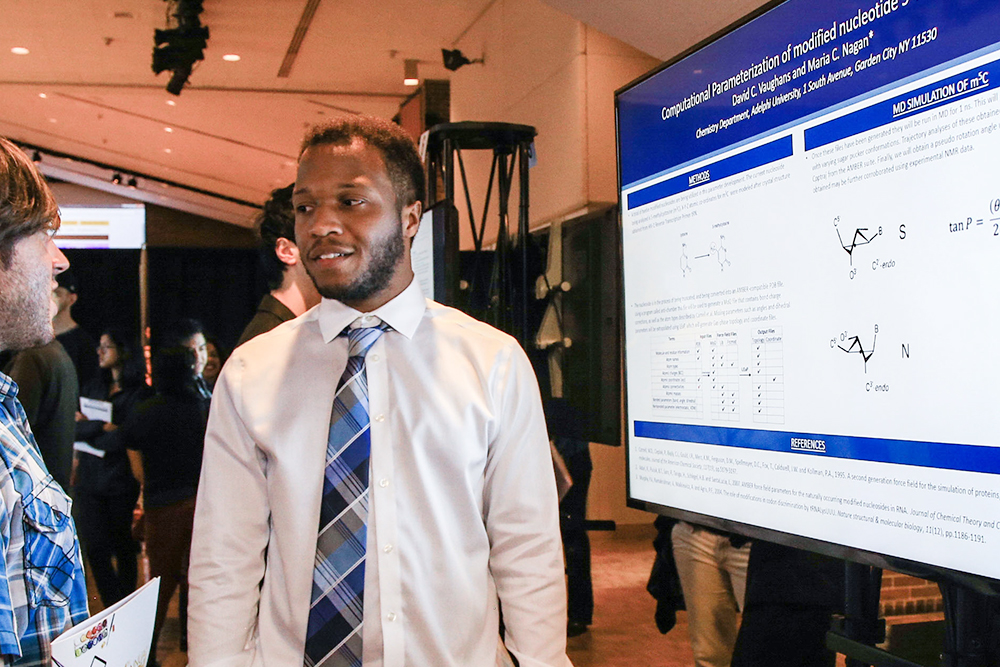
[55,205,146,249]
[617,0,1000,579]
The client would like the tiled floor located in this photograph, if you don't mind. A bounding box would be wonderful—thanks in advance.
[568,523,695,667]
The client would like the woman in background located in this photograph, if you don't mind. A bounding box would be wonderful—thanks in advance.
[201,335,227,390]
[74,328,152,606]
[123,345,206,665]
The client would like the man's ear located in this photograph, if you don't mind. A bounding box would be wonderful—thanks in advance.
[401,200,422,241]
[275,237,301,267]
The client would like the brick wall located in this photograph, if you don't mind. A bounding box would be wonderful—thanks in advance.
[881,571,943,616]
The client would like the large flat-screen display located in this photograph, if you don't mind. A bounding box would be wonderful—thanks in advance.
[55,205,146,249]
[617,0,1000,581]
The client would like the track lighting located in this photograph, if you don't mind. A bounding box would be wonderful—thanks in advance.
[31,151,41,163]
[111,172,123,185]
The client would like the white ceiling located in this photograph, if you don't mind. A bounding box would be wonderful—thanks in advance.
[0,0,768,226]
[542,0,771,62]
[0,0,493,224]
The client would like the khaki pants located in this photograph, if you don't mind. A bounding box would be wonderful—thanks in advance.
[672,522,750,667]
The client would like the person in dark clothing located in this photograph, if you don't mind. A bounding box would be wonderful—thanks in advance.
[3,338,78,489]
[236,184,320,347]
[52,269,98,389]
[159,318,212,413]
[74,327,152,607]
[545,398,595,638]
[730,540,845,667]
[647,515,685,634]
[555,435,593,637]
[123,345,206,667]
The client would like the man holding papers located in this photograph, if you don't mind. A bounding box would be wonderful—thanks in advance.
[0,137,88,665]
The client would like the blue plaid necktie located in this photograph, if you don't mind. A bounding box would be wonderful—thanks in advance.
[305,322,388,667]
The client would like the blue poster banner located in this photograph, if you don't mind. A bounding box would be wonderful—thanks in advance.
[618,0,1000,189]
[804,58,996,150]
[627,136,793,209]
[634,421,1000,476]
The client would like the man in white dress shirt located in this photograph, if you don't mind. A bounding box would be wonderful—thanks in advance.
[188,116,571,667]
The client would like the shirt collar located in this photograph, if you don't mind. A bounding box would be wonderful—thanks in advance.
[0,372,16,400]
[317,277,426,343]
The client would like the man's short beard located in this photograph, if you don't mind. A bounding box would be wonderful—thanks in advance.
[0,281,53,352]
[311,222,405,304]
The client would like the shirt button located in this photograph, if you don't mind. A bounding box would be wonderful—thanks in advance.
[383,544,393,553]
[362,315,373,323]
[386,612,396,622]
[370,354,380,363]
[374,414,385,422]
[379,478,390,488]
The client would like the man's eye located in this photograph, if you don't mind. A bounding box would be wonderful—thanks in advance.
[343,198,364,206]
[295,204,312,213]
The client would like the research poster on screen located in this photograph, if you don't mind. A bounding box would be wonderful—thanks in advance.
[618,0,1000,579]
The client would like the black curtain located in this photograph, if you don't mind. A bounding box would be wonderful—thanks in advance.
[146,247,265,352]
[63,247,265,353]
[63,249,142,342]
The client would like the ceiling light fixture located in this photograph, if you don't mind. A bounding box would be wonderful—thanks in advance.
[404,59,419,86]
[127,177,139,189]
[166,100,176,106]
[442,48,484,71]
[31,151,42,163]
[38,93,47,99]
[11,47,30,55]
[164,127,174,133]
[222,54,240,62]
[111,172,123,185]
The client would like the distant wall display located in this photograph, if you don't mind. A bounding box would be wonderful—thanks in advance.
[412,201,459,305]
[55,205,146,249]
[617,0,1000,581]
[412,208,437,300]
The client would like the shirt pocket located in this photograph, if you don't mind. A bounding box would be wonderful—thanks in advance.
[21,478,78,608]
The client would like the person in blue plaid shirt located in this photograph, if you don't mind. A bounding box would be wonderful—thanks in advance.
[0,137,89,666]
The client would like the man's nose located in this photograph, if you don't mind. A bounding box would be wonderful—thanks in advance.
[48,238,69,275]
[305,204,344,237]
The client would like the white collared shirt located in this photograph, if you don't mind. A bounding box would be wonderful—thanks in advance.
[189,279,571,667]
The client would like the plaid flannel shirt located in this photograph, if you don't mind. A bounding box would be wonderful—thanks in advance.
[0,372,88,666]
